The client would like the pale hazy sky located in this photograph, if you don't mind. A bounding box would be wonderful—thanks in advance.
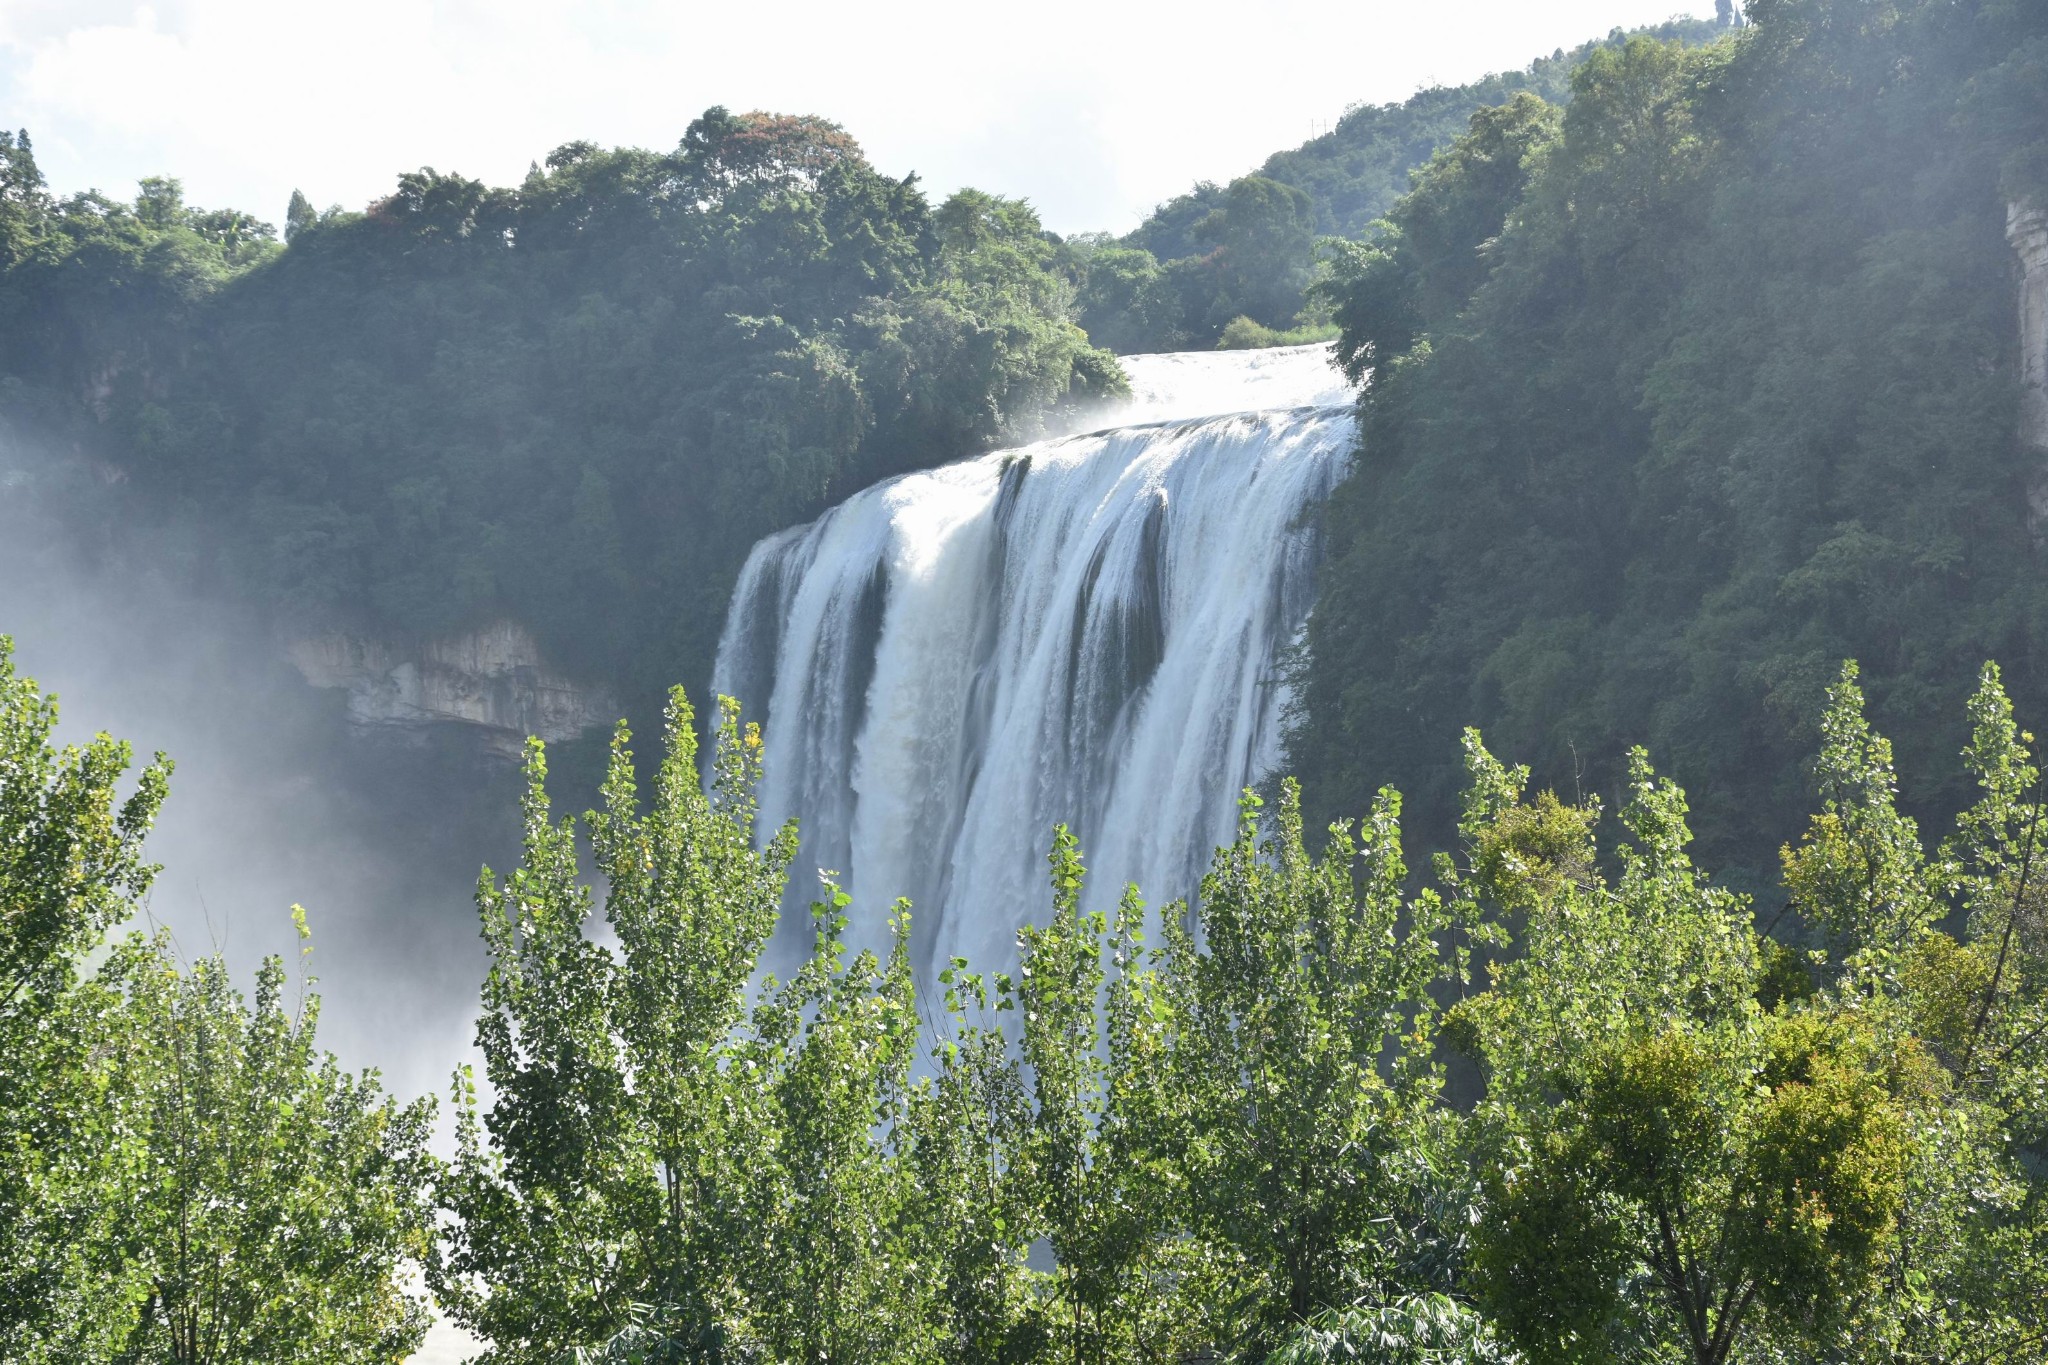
[1,0,1709,237]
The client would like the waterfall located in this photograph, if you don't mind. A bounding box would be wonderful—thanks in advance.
[712,344,1355,974]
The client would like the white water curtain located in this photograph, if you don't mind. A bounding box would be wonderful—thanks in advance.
[712,345,1355,975]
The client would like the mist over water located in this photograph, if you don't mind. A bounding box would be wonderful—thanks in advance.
[0,445,520,1111]
[714,344,1355,975]
[1107,342,1356,423]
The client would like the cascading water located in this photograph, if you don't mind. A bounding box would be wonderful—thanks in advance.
[712,344,1355,975]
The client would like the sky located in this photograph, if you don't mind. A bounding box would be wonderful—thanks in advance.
[2,0,1711,239]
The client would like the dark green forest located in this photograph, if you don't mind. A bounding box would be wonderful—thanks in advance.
[0,12,1738,745]
[1290,0,2048,882]
[0,109,1121,721]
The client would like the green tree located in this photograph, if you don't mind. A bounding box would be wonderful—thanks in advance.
[440,690,948,1360]
[0,130,49,269]
[0,638,435,1364]
[1450,733,1915,1364]
[1266,1294,1510,1365]
[283,188,316,242]
[1012,831,1203,1362]
[1780,662,1947,974]
[1316,93,1559,384]
[105,929,438,1364]
[0,636,169,1358]
[1164,782,1456,1355]
[1073,243,1166,355]
[740,889,926,1363]
[434,692,796,1358]
[1209,176,1316,331]
[910,950,1034,1364]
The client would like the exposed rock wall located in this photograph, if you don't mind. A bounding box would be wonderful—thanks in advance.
[289,621,615,757]
[2013,201,2048,453]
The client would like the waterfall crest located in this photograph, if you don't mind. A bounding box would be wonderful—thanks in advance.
[712,345,1354,973]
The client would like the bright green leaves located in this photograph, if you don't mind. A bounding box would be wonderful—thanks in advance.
[1472,1129,1634,1365]
[0,640,434,1365]
[1457,664,2048,1364]
[1941,662,2048,1094]
[436,689,801,1360]
[1011,830,1191,1361]
[0,636,169,1026]
[1579,1030,1726,1211]
[1453,734,1769,1365]
[1,635,172,1359]
[1730,1014,1909,1331]
[1266,1293,1513,1365]
[17,633,2048,1363]
[441,690,958,1362]
[740,888,924,1364]
[1473,1013,1912,1365]
[1168,779,1455,1354]
[104,941,438,1364]
[1782,663,1946,970]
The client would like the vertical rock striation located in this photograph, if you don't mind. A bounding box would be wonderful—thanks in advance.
[2012,201,2048,454]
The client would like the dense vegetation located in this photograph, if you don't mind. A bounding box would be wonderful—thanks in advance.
[0,9,1740,745]
[1292,0,2048,880]
[8,635,2048,1362]
[0,640,435,1361]
[1074,16,1724,351]
[0,111,1119,718]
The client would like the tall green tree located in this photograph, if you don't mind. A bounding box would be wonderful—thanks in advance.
[0,636,169,1359]
[439,689,950,1361]
[1,638,436,1364]
[105,930,438,1364]
[906,944,1037,1364]
[1452,666,2048,1363]
[739,890,926,1363]
[434,692,797,1359]
[1449,728,1914,1364]
[1011,831,1205,1362]
[1164,782,1457,1356]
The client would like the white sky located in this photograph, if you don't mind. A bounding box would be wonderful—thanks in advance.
[1,0,1709,238]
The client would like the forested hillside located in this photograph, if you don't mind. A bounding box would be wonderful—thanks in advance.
[1291,0,2048,881]
[0,14,1749,742]
[0,110,1119,719]
[1076,15,1724,351]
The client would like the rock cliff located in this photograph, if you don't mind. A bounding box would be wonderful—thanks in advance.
[2013,201,2048,453]
[289,621,615,758]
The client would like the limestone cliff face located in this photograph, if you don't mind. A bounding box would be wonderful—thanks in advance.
[2012,201,2048,453]
[289,621,616,757]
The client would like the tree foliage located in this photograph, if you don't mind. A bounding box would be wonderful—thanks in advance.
[1293,0,2048,881]
[7,626,2048,1360]
[0,109,1121,729]
[1083,17,1723,352]
[0,639,435,1364]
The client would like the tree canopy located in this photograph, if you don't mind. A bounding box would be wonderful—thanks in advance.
[0,109,1121,728]
[1292,0,2048,881]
